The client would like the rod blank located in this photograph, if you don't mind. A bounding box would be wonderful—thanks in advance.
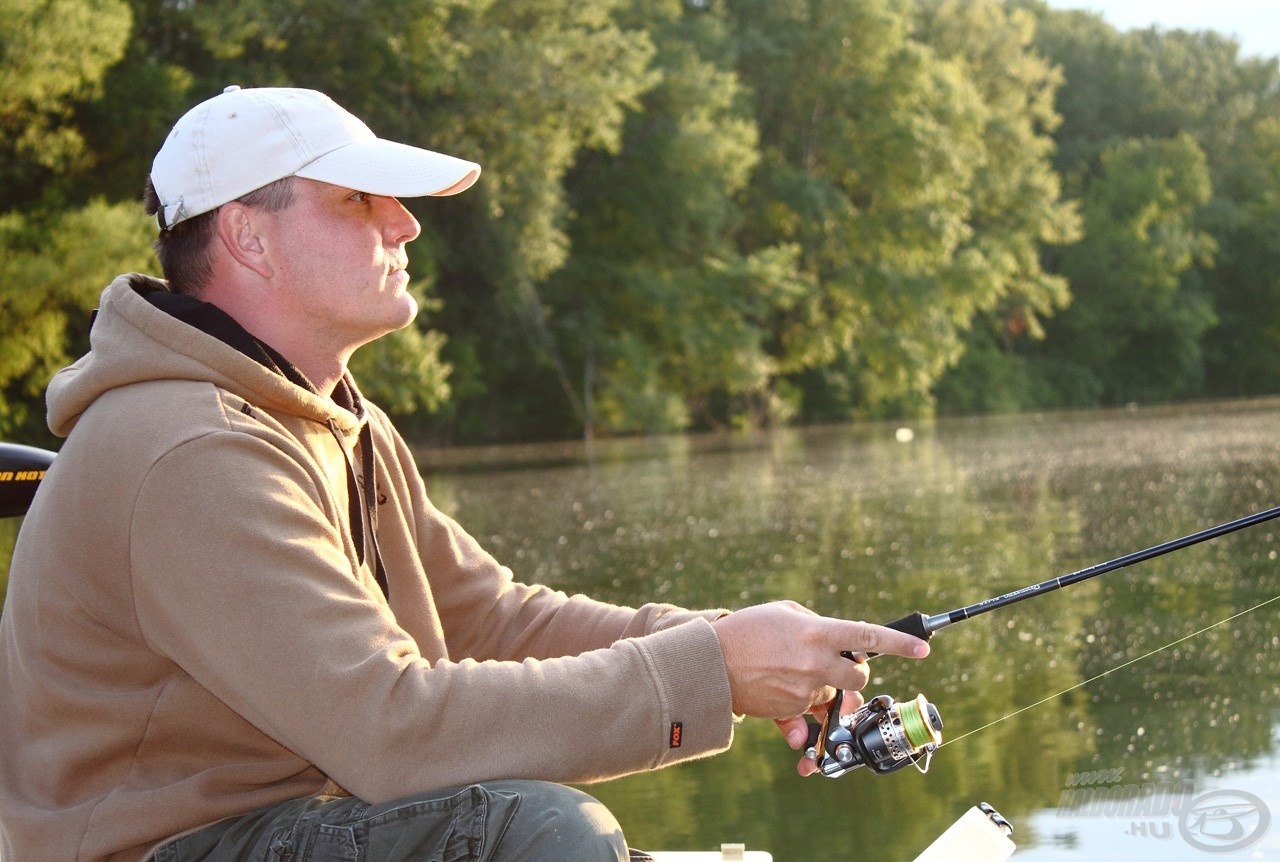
[880,503,1280,643]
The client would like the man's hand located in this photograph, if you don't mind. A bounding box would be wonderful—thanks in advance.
[710,600,930,773]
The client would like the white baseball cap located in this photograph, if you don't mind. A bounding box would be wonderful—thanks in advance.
[150,85,481,228]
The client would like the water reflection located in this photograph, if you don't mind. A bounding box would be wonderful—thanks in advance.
[419,400,1280,859]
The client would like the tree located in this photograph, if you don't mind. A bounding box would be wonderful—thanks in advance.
[1033,135,1216,405]
[426,0,662,439]
[543,0,806,435]
[0,0,153,441]
[0,201,155,442]
[9,0,1275,444]
[922,0,1083,413]
[1202,111,1280,395]
[731,0,1076,419]
[985,3,1278,409]
[0,0,132,209]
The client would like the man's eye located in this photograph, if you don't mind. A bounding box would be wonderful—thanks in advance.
[350,191,370,202]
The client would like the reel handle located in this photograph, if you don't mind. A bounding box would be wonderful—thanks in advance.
[804,688,848,751]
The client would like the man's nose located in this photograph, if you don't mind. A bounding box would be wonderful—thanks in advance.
[381,196,421,244]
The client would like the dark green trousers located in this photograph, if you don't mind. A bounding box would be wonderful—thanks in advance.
[152,781,629,861]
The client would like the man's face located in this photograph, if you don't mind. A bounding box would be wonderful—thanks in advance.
[263,177,423,353]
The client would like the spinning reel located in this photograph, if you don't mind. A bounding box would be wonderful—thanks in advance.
[806,690,943,778]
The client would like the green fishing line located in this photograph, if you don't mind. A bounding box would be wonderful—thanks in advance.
[900,697,935,749]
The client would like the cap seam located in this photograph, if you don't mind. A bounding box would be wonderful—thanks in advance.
[259,94,312,170]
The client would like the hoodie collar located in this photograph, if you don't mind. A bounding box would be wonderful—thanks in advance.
[47,275,365,438]
[134,278,363,417]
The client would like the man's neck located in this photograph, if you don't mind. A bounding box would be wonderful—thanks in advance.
[245,336,350,400]
[141,285,350,402]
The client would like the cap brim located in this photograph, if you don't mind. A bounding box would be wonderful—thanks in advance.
[294,138,480,197]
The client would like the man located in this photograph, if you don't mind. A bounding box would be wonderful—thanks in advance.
[0,86,928,861]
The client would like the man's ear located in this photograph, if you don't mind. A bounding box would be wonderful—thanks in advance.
[216,203,273,278]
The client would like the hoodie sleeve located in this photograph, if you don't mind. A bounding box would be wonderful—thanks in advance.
[130,426,735,804]
[368,410,731,663]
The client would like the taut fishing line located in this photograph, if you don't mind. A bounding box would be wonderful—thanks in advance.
[940,590,1280,751]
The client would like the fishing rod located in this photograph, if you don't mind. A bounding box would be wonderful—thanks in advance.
[875,502,1280,645]
[808,503,1280,779]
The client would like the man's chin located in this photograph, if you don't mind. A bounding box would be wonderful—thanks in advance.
[357,301,419,349]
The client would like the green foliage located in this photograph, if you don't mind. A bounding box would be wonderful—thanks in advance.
[544,0,795,435]
[0,200,156,440]
[1042,135,1216,405]
[0,0,147,439]
[2,0,1279,443]
[942,2,1280,415]
[1201,113,1280,394]
[733,0,1077,419]
[0,0,132,203]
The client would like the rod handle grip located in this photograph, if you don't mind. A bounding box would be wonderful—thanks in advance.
[840,611,932,661]
[883,611,933,641]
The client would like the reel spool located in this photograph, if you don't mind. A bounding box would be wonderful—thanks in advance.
[807,692,943,779]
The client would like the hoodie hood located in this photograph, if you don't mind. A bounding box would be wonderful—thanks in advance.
[48,274,362,438]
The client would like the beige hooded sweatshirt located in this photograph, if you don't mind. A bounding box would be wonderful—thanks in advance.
[0,274,735,861]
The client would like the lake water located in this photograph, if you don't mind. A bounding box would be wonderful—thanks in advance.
[4,399,1280,859]
[419,399,1280,860]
